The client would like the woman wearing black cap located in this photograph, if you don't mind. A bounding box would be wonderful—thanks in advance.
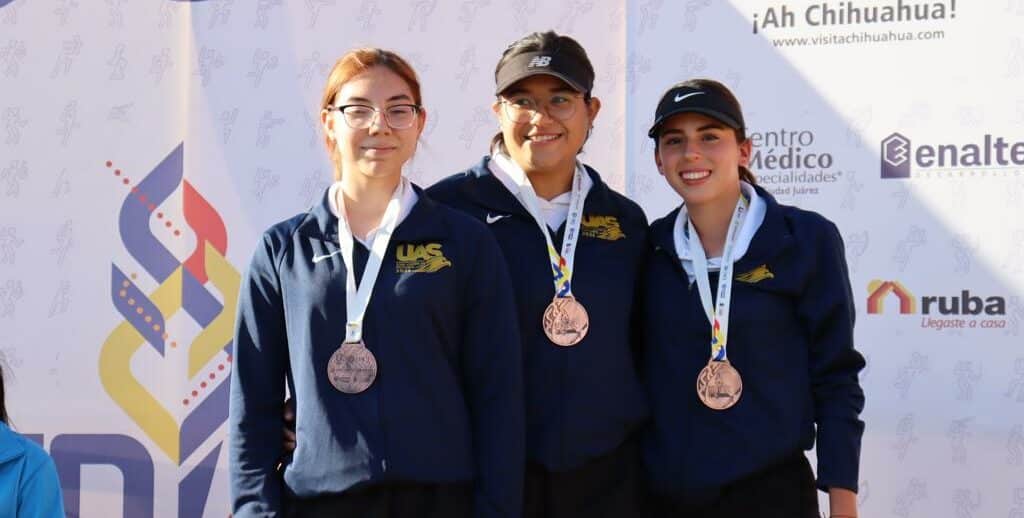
[641,78,865,518]
[428,31,649,517]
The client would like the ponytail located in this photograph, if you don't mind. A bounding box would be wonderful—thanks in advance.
[739,165,757,185]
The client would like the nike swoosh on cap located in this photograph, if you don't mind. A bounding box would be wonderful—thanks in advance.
[486,213,510,224]
[674,91,705,103]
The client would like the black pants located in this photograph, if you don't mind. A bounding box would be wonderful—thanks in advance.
[651,452,820,518]
[284,481,473,518]
[524,438,644,518]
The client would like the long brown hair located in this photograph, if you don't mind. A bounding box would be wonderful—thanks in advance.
[319,48,423,181]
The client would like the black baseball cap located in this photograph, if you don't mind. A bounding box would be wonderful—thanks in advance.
[648,83,745,138]
[494,50,594,95]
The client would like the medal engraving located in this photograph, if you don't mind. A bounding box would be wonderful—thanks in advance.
[542,296,590,347]
[697,360,743,410]
[327,341,378,394]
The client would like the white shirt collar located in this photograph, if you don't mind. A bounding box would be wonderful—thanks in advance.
[327,176,418,247]
[486,150,594,206]
[673,181,766,283]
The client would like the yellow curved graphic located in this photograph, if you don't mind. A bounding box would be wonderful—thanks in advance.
[99,267,184,463]
[189,243,240,378]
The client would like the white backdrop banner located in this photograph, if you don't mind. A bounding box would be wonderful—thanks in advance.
[1,1,1021,517]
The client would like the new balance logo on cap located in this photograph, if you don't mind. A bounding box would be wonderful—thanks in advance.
[528,56,552,68]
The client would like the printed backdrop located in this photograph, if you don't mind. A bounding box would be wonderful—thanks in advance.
[1,1,1021,516]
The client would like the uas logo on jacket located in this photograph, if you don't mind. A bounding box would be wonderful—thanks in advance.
[396,243,452,273]
[580,215,626,241]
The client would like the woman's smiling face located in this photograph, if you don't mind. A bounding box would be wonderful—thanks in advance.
[655,111,751,207]
[493,75,599,176]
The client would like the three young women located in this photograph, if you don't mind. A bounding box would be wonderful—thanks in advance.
[250,36,866,518]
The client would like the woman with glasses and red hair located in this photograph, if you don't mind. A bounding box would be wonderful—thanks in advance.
[228,48,524,517]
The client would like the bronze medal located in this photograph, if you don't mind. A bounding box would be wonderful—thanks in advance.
[696,359,743,410]
[327,341,378,394]
[542,296,590,347]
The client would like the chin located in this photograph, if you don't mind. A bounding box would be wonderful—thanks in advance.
[527,152,568,172]
[670,183,713,206]
[357,162,402,179]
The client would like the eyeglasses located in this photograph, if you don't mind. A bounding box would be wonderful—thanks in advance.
[498,93,581,124]
[329,104,421,130]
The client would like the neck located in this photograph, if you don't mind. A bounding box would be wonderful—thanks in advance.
[526,161,575,200]
[687,187,742,258]
[339,170,401,240]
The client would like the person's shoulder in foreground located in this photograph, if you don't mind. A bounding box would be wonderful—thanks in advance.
[0,421,65,518]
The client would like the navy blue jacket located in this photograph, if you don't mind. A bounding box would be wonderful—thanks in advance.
[229,186,524,517]
[641,185,865,497]
[427,157,649,472]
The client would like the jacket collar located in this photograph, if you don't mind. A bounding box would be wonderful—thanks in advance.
[297,183,449,243]
[650,205,682,259]
[459,156,621,218]
[649,184,794,271]
[456,156,532,218]
[734,184,794,272]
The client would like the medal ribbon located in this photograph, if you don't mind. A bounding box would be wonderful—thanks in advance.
[688,195,749,362]
[493,153,589,298]
[335,177,406,343]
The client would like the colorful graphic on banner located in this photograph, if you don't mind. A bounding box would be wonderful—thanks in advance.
[96,143,239,516]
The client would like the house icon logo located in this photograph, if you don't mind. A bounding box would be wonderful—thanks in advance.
[867,279,916,314]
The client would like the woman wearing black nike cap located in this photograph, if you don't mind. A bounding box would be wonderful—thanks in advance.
[428,31,649,517]
[641,78,865,518]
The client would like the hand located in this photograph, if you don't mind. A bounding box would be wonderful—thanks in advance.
[828,487,857,518]
[282,397,296,454]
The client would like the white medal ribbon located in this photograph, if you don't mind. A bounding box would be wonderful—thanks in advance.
[492,153,590,297]
[335,177,407,343]
[688,195,749,361]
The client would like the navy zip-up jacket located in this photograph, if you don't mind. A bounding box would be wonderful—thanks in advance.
[642,185,865,498]
[427,157,649,472]
[229,186,524,517]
